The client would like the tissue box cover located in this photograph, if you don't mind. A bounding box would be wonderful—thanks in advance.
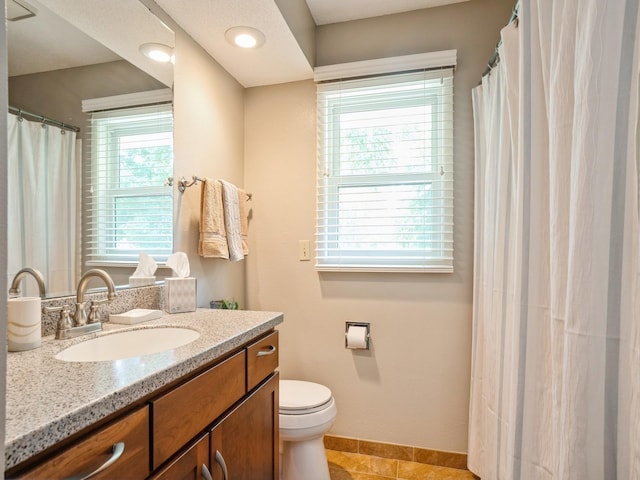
[164,278,197,313]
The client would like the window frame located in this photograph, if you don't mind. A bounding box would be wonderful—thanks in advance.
[86,103,174,266]
[316,68,454,273]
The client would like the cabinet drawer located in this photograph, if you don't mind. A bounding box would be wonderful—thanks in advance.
[18,406,150,480]
[247,331,279,391]
[151,350,246,469]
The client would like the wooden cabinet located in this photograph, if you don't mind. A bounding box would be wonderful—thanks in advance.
[210,373,279,480]
[17,406,150,480]
[150,434,210,480]
[7,330,279,480]
[151,331,279,479]
[153,373,279,480]
[150,351,246,469]
[247,330,279,391]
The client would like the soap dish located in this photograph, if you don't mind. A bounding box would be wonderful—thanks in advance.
[109,309,163,325]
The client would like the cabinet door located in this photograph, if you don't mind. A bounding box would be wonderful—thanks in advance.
[210,373,279,480]
[151,434,210,480]
[151,350,246,469]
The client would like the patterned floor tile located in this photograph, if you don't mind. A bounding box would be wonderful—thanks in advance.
[327,449,476,480]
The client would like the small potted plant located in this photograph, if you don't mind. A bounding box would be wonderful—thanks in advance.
[210,298,239,310]
[221,298,239,310]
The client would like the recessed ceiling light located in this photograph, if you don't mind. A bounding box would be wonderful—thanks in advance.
[139,43,174,63]
[225,26,266,49]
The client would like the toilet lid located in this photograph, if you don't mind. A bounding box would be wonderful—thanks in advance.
[280,380,332,411]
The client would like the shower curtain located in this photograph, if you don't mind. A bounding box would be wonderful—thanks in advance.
[7,113,79,296]
[469,1,640,478]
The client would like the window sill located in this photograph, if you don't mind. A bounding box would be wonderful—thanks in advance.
[314,264,453,273]
[86,261,172,269]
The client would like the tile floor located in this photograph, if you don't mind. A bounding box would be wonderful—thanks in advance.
[327,449,478,480]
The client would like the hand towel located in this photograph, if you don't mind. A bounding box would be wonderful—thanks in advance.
[220,180,244,261]
[198,178,229,259]
[238,188,250,255]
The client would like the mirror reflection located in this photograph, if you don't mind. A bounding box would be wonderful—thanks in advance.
[7,0,174,298]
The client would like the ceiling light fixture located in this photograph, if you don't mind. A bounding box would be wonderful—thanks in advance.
[225,26,266,49]
[139,43,174,63]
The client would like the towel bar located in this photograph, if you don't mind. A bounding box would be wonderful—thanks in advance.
[166,175,252,199]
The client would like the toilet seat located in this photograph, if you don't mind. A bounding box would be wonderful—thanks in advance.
[280,380,333,415]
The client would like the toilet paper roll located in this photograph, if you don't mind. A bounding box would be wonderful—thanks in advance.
[346,325,368,349]
[7,297,42,352]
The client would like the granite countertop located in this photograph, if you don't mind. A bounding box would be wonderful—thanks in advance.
[5,308,283,470]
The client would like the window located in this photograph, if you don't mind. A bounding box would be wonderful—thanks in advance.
[316,68,454,272]
[85,102,173,264]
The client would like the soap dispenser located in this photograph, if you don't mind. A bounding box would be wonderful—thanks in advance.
[7,268,46,352]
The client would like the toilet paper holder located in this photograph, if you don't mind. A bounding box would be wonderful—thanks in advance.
[345,322,370,350]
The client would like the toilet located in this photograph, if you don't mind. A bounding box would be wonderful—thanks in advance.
[279,380,337,480]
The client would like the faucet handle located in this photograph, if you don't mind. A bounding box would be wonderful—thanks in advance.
[44,305,73,340]
[88,304,101,324]
[88,298,111,324]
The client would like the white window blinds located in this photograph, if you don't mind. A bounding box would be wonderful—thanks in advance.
[316,68,454,272]
[84,102,174,264]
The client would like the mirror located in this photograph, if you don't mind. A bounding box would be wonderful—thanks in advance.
[7,0,174,298]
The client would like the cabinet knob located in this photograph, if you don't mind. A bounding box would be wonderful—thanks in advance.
[214,450,229,480]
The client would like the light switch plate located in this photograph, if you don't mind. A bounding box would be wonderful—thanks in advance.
[299,240,311,261]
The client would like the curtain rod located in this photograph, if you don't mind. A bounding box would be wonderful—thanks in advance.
[8,106,80,133]
[481,0,520,77]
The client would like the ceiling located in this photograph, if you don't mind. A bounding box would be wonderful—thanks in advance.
[7,0,174,85]
[7,0,120,76]
[305,0,469,25]
[8,0,468,88]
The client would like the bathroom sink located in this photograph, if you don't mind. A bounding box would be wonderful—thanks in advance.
[55,327,200,362]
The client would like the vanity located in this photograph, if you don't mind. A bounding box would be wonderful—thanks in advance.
[4,308,283,479]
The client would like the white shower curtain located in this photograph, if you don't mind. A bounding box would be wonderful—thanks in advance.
[469,1,640,478]
[7,113,79,296]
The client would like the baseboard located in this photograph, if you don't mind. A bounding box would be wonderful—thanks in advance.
[323,434,468,471]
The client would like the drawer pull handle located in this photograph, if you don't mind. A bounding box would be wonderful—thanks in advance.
[72,442,125,480]
[201,464,213,480]
[256,345,276,356]
[215,450,229,480]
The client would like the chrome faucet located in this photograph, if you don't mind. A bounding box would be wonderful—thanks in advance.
[74,269,117,326]
[9,267,46,298]
[46,269,118,340]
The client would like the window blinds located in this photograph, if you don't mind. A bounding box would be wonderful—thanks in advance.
[84,102,174,264]
[316,68,454,272]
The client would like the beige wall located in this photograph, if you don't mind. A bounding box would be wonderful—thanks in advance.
[158,6,248,308]
[8,7,248,306]
[274,0,316,67]
[2,0,514,459]
[8,61,164,141]
[244,0,512,453]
